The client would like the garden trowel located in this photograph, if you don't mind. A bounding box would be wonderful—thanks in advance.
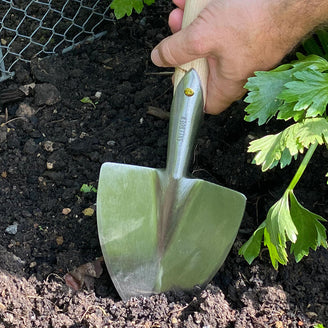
[97,0,246,301]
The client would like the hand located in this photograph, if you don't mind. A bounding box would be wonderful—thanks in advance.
[151,0,325,114]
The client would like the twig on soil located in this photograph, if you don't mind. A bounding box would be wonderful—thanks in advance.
[152,85,172,102]
[45,273,65,283]
[168,303,189,315]
[80,305,111,322]
[1,116,27,127]
[145,71,174,76]
[147,106,170,120]
[45,118,65,125]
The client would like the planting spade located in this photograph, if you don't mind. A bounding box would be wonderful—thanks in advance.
[97,0,246,301]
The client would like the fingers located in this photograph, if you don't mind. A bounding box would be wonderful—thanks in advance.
[205,77,246,114]
[151,18,212,68]
[168,8,183,33]
[172,0,185,9]
[170,0,185,32]
[204,57,247,114]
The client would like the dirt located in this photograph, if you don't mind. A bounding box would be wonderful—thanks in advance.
[0,1,327,327]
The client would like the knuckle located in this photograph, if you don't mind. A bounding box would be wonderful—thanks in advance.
[185,23,209,56]
[185,8,216,56]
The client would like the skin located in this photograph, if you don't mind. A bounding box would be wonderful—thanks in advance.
[151,0,328,114]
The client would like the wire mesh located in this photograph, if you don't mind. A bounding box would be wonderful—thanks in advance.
[0,0,114,82]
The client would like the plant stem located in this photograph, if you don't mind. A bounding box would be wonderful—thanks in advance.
[287,142,318,191]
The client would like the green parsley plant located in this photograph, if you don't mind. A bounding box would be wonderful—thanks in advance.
[80,184,97,193]
[239,32,328,269]
[314,324,326,328]
[110,0,155,19]
[80,96,97,108]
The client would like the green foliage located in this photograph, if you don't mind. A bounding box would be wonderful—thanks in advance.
[240,189,327,269]
[248,118,328,171]
[279,69,328,117]
[313,324,326,328]
[110,0,155,19]
[80,96,97,108]
[80,184,97,193]
[302,29,328,60]
[244,54,328,124]
[240,32,328,268]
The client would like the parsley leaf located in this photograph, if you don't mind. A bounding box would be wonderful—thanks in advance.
[239,190,327,269]
[238,222,266,265]
[110,0,155,19]
[239,192,296,269]
[242,39,328,269]
[278,69,328,117]
[80,184,97,193]
[244,69,292,125]
[289,192,327,262]
[248,118,328,171]
[244,55,328,124]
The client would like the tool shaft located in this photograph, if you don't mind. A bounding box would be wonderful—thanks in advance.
[166,69,204,179]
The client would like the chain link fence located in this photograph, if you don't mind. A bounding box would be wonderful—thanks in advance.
[0,0,114,82]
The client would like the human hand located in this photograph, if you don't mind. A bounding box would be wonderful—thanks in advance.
[151,0,325,114]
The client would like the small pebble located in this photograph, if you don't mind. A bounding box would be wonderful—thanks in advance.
[107,140,116,146]
[95,91,102,99]
[82,208,94,216]
[46,162,54,170]
[16,102,35,117]
[43,140,54,152]
[62,208,71,215]
[5,223,18,235]
[34,83,61,106]
[56,236,64,245]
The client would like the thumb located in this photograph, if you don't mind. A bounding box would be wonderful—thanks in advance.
[151,18,210,68]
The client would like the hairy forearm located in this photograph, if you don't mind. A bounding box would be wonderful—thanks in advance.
[301,0,328,25]
[271,0,328,39]
[258,0,328,62]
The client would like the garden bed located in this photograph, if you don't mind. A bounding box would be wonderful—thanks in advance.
[0,1,327,327]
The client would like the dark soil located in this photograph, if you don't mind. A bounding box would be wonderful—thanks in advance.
[0,2,327,327]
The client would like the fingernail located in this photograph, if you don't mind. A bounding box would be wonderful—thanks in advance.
[151,48,160,65]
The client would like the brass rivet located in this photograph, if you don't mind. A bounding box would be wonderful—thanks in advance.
[184,88,194,97]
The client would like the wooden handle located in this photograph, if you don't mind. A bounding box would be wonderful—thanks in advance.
[173,0,210,99]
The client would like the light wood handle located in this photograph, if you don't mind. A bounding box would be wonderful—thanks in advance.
[173,0,210,100]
